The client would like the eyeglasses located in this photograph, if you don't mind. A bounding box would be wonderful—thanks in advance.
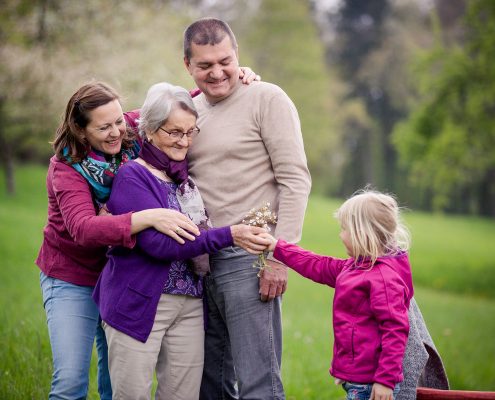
[158,126,200,140]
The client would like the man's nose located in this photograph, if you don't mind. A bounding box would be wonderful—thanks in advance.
[209,64,223,79]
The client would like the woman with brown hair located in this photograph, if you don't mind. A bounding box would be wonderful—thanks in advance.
[36,81,202,399]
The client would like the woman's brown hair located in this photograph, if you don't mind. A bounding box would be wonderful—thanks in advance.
[52,81,136,163]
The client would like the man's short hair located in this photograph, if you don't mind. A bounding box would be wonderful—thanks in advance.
[184,18,238,60]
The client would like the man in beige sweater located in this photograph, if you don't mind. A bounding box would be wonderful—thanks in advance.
[184,18,311,400]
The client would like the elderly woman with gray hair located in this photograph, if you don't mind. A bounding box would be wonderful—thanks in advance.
[92,82,270,400]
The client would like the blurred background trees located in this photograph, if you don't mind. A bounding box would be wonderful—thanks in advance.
[392,0,495,216]
[1,0,494,216]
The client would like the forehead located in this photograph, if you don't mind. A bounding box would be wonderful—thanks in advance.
[87,99,122,125]
[189,36,237,63]
[165,107,197,126]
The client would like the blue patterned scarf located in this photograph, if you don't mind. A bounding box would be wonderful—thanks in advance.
[63,140,141,205]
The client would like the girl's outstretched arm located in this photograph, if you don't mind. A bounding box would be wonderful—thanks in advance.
[260,233,346,287]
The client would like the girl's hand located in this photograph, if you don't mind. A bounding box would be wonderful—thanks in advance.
[370,383,394,400]
[258,232,278,252]
[239,67,261,84]
[230,225,271,254]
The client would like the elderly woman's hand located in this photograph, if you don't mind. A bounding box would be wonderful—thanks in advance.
[230,225,272,254]
[132,208,200,244]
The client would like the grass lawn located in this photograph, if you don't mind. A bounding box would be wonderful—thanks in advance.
[1,164,494,399]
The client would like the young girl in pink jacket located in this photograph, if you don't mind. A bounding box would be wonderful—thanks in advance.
[262,189,413,400]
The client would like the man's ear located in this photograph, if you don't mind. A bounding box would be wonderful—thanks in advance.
[184,57,192,74]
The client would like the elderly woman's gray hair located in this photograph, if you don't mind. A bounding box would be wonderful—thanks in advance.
[138,82,198,138]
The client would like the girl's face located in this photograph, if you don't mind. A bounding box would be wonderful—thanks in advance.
[340,228,354,257]
[83,99,126,155]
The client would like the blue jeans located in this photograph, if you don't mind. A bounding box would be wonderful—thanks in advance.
[343,382,400,400]
[40,272,112,400]
[200,247,285,400]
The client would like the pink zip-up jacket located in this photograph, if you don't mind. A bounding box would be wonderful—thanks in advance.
[273,240,413,389]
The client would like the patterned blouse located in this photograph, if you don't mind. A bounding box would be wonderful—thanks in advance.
[160,180,203,298]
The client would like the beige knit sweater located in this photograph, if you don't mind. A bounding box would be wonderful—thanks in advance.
[188,80,311,243]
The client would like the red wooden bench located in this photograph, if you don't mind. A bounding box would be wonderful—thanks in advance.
[417,388,495,399]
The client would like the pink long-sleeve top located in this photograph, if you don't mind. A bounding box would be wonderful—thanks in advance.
[273,240,414,389]
[36,156,136,286]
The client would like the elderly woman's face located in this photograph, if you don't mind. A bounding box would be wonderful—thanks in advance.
[151,107,197,161]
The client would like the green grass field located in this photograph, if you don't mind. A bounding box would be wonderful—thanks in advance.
[1,165,494,399]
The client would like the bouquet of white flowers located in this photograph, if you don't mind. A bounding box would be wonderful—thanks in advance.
[242,202,277,277]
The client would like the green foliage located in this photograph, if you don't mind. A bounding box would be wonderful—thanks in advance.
[0,1,196,173]
[393,0,495,214]
[1,0,344,196]
[2,0,494,216]
[323,0,415,196]
[239,0,341,194]
[1,166,495,397]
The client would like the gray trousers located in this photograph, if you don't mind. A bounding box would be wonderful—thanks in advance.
[200,247,285,400]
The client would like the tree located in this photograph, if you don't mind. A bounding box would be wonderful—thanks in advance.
[393,0,495,216]
[0,0,54,194]
[0,0,193,194]
[323,0,395,196]
[240,0,342,194]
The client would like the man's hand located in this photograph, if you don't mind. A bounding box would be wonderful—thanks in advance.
[370,383,394,400]
[259,260,287,302]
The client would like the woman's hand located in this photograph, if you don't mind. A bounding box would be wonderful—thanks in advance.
[239,67,261,84]
[98,204,111,216]
[258,232,278,252]
[370,383,394,400]
[131,208,200,244]
[230,225,271,254]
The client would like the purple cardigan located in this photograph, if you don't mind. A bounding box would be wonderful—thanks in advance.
[93,161,233,343]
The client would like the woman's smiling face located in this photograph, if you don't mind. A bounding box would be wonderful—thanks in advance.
[83,99,126,155]
[149,107,198,161]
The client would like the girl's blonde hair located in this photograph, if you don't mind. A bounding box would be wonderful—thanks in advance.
[335,189,410,265]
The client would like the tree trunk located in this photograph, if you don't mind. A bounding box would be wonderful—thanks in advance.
[37,0,49,43]
[479,169,495,217]
[0,97,15,195]
[2,152,15,196]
